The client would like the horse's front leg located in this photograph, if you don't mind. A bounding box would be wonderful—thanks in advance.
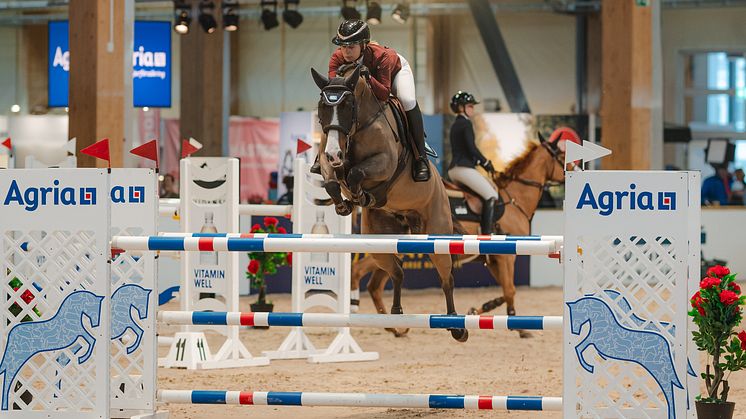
[127,326,145,354]
[324,181,353,216]
[77,331,97,364]
[347,153,389,207]
[574,335,595,373]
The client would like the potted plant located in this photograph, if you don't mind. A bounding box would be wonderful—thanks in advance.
[690,265,746,419]
[8,276,42,323]
[246,217,292,328]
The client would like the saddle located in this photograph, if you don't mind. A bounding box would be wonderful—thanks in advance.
[442,179,505,223]
[388,97,438,159]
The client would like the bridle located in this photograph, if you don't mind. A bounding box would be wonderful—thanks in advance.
[496,141,569,221]
[318,77,386,155]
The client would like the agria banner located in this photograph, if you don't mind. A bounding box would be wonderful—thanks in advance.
[48,20,172,108]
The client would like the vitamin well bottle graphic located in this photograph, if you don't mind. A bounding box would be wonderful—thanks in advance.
[199,211,219,266]
[310,210,330,263]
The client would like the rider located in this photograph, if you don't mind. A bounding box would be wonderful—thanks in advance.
[447,91,498,234]
[309,19,431,182]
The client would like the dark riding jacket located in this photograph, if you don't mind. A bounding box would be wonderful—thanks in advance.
[449,115,488,169]
[328,43,402,102]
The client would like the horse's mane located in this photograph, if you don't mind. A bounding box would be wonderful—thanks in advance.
[494,142,540,187]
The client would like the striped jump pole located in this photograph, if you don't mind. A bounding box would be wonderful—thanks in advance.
[158,311,563,331]
[111,236,557,255]
[162,232,564,244]
[158,390,563,411]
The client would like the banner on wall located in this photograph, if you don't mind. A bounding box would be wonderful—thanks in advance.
[48,20,172,107]
[162,117,280,202]
[423,114,444,174]
[228,117,280,202]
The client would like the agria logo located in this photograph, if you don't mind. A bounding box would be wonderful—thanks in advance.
[111,186,145,204]
[576,183,676,216]
[3,180,97,211]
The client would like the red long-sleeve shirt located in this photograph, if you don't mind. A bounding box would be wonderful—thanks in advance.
[328,43,402,102]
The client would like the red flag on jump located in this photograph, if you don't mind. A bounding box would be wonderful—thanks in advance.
[296,138,312,155]
[181,137,202,158]
[1,138,10,150]
[130,139,159,168]
[80,138,111,168]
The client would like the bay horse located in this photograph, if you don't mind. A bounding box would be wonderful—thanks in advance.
[351,136,568,338]
[310,65,468,342]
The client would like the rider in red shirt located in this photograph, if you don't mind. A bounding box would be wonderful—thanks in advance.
[311,19,431,182]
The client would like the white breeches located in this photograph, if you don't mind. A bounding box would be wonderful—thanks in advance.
[393,54,417,111]
[447,166,499,200]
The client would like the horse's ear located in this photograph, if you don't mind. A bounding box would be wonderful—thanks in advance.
[345,65,361,90]
[311,68,329,90]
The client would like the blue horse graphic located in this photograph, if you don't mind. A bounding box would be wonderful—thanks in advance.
[604,290,696,378]
[0,290,104,410]
[111,284,152,354]
[567,296,683,419]
[53,284,152,394]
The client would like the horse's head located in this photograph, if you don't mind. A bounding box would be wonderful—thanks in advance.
[311,66,362,168]
[537,133,567,185]
[566,298,592,336]
[77,291,105,328]
[133,287,152,320]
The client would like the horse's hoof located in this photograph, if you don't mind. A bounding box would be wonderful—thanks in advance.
[518,330,533,339]
[467,307,479,315]
[335,201,353,216]
[450,328,469,342]
[507,307,516,316]
[391,306,403,315]
[385,327,409,337]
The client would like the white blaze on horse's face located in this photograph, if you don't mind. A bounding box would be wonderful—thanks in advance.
[325,105,344,168]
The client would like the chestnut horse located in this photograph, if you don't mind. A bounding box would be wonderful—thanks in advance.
[311,65,468,342]
[351,136,567,338]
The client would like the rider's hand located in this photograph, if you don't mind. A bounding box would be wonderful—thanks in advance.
[359,65,371,79]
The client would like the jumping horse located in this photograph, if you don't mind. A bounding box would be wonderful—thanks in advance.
[311,65,469,342]
[351,135,569,338]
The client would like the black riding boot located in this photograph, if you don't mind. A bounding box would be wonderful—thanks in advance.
[310,153,321,175]
[405,103,431,182]
[481,197,496,235]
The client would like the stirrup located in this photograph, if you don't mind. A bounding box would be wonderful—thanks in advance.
[424,142,438,159]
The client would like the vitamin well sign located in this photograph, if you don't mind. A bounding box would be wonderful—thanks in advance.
[48,20,172,108]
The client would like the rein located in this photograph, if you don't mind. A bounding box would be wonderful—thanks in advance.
[495,142,565,222]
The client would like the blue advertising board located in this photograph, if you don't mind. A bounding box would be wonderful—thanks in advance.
[48,21,171,108]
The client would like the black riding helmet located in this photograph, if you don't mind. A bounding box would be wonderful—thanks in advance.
[450,91,480,113]
[332,19,370,46]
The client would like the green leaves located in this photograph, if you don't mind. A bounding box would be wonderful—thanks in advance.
[689,267,744,402]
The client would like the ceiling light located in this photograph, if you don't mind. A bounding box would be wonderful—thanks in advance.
[391,3,409,24]
[341,0,361,20]
[222,1,239,32]
[283,0,303,29]
[261,0,279,30]
[173,1,191,34]
[10,104,20,113]
[366,1,382,25]
[198,1,218,34]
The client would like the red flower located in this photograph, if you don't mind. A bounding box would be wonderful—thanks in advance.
[286,253,292,266]
[739,331,746,351]
[701,277,722,289]
[12,287,35,304]
[250,224,262,233]
[20,290,34,304]
[264,217,279,227]
[730,282,742,294]
[277,226,287,234]
[691,291,706,316]
[720,289,739,305]
[248,259,260,274]
[708,265,731,278]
